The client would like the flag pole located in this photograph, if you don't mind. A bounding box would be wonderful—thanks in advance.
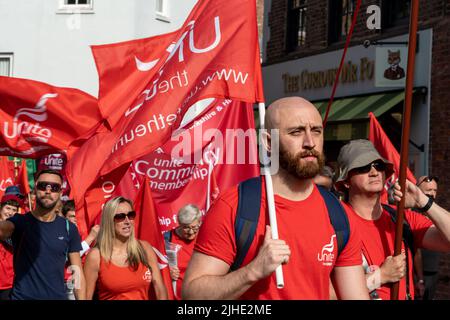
[391,0,420,300]
[258,102,284,289]
[27,193,32,212]
[206,145,213,211]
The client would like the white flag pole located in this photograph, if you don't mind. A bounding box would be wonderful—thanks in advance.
[258,102,284,289]
[205,145,213,212]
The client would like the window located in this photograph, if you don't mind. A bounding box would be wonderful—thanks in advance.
[382,0,411,28]
[156,0,170,22]
[286,0,307,52]
[0,54,13,76]
[328,0,355,44]
[66,0,90,4]
[57,0,94,13]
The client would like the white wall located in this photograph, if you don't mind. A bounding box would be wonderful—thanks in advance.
[0,0,197,96]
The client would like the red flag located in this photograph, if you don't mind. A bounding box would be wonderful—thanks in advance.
[369,112,417,203]
[133,99,259,231]
[15,160,30,195]
[67,0,264,210]
[134,177,174,300]
[0,76,103,158]
[92,0,263,130]
[0,156,15,200]
[92,31,177,128]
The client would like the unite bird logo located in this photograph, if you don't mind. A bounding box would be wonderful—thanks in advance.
[13,93,58,122]
[317,234,336,266]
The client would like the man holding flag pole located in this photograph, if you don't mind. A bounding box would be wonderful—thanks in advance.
[183,97,369,300]
[335,139,450,300]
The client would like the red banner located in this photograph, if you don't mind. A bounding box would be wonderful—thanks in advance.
[66,0,264,208]
[15,160,30,195]
[0,76,103,158]
[134,99,259,231]
[0,157,15,200]
[369,112,417,196]
[75,99,259,237]
[92,31,177,128]
[134,177,174,300]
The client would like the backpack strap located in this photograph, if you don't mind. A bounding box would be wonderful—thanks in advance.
[382,204,415,256]
[317,185,350,255]
[316,185,350,256]
[231,176,262,271]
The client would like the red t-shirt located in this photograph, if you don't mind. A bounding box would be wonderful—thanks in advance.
[170,231,196,300]
[195,183,362,300]
[0,240,14,290]
[344,203,433,300]
[97,258,152,300]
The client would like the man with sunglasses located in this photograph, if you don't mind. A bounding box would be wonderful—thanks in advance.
[414,175,440,300]
[336,139,450,300]
[0,169,86,300]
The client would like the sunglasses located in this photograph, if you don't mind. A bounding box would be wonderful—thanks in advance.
[114,211,136,222]
[353,160,387,175]
[36,181,62,193]
[418,176,439,186]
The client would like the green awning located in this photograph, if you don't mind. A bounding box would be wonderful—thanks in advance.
[313,91,409,122]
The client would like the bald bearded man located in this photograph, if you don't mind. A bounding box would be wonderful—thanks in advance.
[182,97,369,300]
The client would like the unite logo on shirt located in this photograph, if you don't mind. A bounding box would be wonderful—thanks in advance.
[317,234,336,266]
[143,268,152,282]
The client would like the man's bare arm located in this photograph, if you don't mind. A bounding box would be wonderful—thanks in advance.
[332,265,370,300]
[183,225,290,300]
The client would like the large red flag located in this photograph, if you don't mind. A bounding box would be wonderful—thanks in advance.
[92,31,177,128]
[134,99,259,232]
[0,76,103,158]
[369,112,417,203]
[15,160,30,195]
[0,156,15,200]
[66,0,264,210]
[75,99,258,235]
[134,177,174,300]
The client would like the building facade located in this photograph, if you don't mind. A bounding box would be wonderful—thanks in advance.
[262,0,450,299]
[0,0,197,96]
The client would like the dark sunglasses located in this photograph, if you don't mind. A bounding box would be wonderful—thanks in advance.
[418,176,439,186]
[114,211,136,222]
[36,181,62,193]
[353,160,387,175]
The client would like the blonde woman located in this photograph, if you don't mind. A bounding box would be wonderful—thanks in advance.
[84,196,168,300]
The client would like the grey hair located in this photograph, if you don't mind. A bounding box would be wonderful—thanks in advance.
[177,204,202,224]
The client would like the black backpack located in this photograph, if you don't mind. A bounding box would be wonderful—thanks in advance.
[230,176,350,271]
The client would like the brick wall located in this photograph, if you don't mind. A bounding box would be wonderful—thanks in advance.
[430,12,450,300]
[265,0,450,299]
[265,0,447,64]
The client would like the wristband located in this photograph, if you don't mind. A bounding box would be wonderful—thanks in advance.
[416,196,434,213]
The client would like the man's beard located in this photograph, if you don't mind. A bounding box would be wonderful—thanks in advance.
[36,195,58,210]
[279,144,325,179]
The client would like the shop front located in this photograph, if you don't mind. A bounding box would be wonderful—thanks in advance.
[262,29,432,176]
